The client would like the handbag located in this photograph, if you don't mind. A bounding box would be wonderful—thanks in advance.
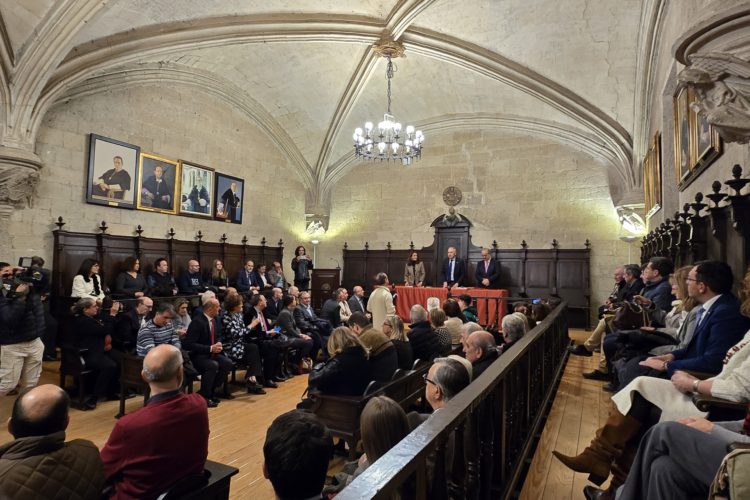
[709,446,750,500]
[612,302,649,330]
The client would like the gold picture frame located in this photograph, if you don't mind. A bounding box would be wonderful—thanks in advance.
[673,86,691,185]
[645,131,662,219]
[136,152,180,214]
[688,86,722,174]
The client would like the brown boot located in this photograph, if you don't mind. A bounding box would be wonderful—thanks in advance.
[609,435,639,489]
[552,409,642,485]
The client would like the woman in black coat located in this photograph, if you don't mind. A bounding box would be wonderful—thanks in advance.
[308,327,371,396]
[71,297,120,410]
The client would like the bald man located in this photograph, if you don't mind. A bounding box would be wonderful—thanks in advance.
[0,384,104,498]
[101,345,209,500]
[463,331,499,380]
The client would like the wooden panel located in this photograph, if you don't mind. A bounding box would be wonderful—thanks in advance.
[556,252,590,308]
[53,232,99,297]
[100,235,137,291]
[138,238,170,277]
[171,240,200,279]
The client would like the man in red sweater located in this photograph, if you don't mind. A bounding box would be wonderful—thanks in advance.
[101,344,209,499]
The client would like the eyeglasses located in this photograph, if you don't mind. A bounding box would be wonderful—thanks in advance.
[422,374,436,385]
[685,277,699,283]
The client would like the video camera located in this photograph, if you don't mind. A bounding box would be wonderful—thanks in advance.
[0,257,49,296]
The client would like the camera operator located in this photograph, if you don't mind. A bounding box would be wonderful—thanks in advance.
[0,261,45,396]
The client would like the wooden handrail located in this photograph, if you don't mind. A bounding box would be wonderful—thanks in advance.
[338,301,569,499]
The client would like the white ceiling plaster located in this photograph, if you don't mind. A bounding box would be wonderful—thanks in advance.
[414,0,642,131]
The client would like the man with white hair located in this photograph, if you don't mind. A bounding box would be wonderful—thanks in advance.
[460,321,483,350]
[441,246,466,289]
[367,273,395,329]
[101,345,209,499]
[406,304,441,362]
[464,331,499,380]
[500,314,527,354]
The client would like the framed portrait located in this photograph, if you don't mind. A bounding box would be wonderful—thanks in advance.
[673,85,691,187]
[177,161,214,218]
[689,86,722,174]
[136,152,179,214]
[214,173,244,224]
[86,134,140,208]
[645,131,662,219]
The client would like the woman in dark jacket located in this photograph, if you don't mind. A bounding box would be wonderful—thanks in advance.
[71,297,120,410]
[308,327,370,396]
[113,256,147,298]
[291,245,314,291]
[382,316,413,370]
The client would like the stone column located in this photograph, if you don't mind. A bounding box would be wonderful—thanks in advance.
[0,146,42,258]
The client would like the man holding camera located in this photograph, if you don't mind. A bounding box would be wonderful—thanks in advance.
[0,261,45,396]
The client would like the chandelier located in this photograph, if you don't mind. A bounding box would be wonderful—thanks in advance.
[353,49,423,165]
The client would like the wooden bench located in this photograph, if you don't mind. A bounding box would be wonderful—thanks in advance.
[310,361,430,458]
[59,344,94,411]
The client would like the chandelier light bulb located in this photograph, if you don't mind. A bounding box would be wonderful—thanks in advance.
[365,122,373,132]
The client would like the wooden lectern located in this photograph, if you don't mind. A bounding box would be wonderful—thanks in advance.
[311,268,341,310]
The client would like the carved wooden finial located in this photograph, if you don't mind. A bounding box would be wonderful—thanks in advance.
[690,192,707,216]
[196,230,203,241]
[706,181,727,208]
[54,216,65,230]
[584,239,591,249]
[409,241,414,250]
[278,239,284,247]
[135,225,144,236]
[551,239,559,249]
[365,242,369,251]
[343,242,349,250]
[241,236,248,245]
[521,240,528,249]
[387,241,392,250]
[168,228,176,239]
[98,221,108,233]
[220,233,227,243]
[492,240,498,249]
[725,164,749,196]
[261,237,267,246]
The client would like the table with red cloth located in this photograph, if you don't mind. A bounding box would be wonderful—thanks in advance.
[395,286,508,326]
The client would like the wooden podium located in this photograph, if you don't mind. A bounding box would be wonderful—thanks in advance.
[311,268,341,310]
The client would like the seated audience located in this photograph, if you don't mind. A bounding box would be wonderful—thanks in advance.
[136,302,180,356]
[294,291,332,361]
[172,298,191,334]
[530,301,552,324]
[338,287,353,324]
[221,294,265,394]
[463,331,499,380]
[429,308,453,355]
[459,321,483,350]
[71,298,120,410]
[113,257,147,299]
[406,305,441,363]
[288,285,300,300]
[101,345,209,499]
[426,296,441,312]
[512,302,534,331]
[307,327,371,396]
[320,289,345,328]
[71,258,106,300]
[178,259,208,295]
[552,262,750,491]
[382,315,413,370]
[457,294,478,323]
[499,313,527,354]
[263,410,333,500]
[442,299,465,345]
[206,258,229,295]
[245,293,286,386]
[267,261,288,289]
[328,396,411,494]
[0,385,104,499]
[147,258,177,297]
[114,296,153,352]
[265,287,284,320]
[257,264,273,290]
[639,256,676,312]
[274,295,314,373]
[348,312,398,381]
[183,297,233,407]
[236,259,261,294]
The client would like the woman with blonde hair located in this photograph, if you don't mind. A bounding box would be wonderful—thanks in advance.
[383,315,413,370]
[307,327,371,396]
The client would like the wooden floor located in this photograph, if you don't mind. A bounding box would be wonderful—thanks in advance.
[519,329,615,500]
[0,329,609,499]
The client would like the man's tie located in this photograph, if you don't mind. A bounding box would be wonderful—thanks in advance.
[450,259,454,281]
[485,260,489,272]
[209,318,216,357]
[695,306,705,327]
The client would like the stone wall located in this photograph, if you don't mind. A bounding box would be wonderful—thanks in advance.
[316,130,632,311]
[6,86,307,275]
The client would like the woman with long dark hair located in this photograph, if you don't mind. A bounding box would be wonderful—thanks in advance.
[404,251,425,287]
[291,245,314,291]
[114,256,147,298]
[71,258,106,301]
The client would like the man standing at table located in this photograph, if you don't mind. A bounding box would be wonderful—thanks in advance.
[475,248,500,289]
[441,247,465,289]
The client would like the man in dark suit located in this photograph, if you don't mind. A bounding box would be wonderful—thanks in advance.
[638,260,750,378]
[265,288,284,321]
[275,295,313,371]
[475,247,500,289]
[141,165,173,210]
[246,294,286,385]
[441,246,466,289]
[236,259,262,294]
[319,290,343,328]
[348,285,368,318]
[113,297,153,352]
[183,297,233,407]
[294,291,332,361]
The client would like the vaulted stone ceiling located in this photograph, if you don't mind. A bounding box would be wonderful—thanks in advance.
[0,0,645,214]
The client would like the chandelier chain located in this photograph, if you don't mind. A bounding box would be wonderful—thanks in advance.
[386,56,393,114]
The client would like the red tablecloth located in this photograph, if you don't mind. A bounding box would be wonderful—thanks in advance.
[395,286,508,326]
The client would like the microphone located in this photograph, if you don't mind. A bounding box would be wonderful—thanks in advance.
[330,257,341,269]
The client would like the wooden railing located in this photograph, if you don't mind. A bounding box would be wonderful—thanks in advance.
[338,302,570,500]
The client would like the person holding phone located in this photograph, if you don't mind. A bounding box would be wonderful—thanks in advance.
[291,246,314,291]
